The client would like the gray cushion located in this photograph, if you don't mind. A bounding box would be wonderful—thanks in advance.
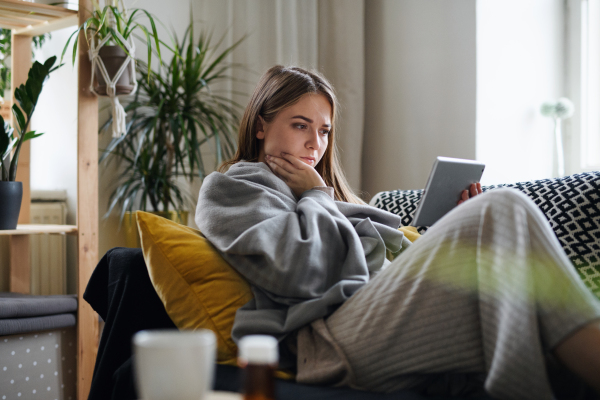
[0,293,77,319]
[0,313,76,336]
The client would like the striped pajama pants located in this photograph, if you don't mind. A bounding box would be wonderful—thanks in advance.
[296,188,600,400]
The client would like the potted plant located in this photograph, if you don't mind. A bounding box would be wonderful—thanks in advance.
[62,0,164,97]
[100,22,245,246]
[0,56,60,229]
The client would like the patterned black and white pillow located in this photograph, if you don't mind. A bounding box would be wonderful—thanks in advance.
[370,172,600,298]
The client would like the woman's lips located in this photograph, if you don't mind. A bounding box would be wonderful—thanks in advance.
[300,157,315,165]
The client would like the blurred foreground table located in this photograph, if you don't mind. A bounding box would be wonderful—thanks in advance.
[139,391,241,400]
[209,392,242,400]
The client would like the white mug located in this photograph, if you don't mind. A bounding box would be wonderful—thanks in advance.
[133,329,216,400]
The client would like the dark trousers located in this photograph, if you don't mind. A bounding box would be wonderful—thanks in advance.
[84,247,177,400]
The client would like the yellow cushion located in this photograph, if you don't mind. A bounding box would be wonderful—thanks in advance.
[386,226,421,261]
[399,226,421,243]
[136,211,253,366]
[136,211,416,378]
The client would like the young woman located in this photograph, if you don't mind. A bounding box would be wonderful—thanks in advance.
[194,65,600,399]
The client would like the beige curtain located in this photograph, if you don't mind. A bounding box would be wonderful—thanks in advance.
[195,0,365,191]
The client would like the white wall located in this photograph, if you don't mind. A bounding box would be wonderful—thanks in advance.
[476,0,565,185]
[361,0,565,197]
[30,27,79,293]
[361,0,477,198]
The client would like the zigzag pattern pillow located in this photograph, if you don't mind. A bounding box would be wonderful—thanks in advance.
[370,172,600,298]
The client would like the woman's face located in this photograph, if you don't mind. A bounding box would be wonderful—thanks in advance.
[256,93,331,167]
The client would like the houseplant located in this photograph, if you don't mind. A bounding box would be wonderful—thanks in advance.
[100,22,245,245]
[0,56,60,229]
[62,0,163,93]
[61,0,167,137]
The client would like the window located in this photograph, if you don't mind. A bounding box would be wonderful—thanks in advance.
[566,0,600,172]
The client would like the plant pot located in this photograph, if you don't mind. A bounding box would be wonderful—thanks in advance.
[0,181,23,230]
[94,45,135,96]
[122,210,189,248]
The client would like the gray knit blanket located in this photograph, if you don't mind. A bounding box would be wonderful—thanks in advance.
[195,162,408,342]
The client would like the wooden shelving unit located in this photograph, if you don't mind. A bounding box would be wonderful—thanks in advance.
[0,224,78,235]
[1,1,99,399]
[0,0,77,35]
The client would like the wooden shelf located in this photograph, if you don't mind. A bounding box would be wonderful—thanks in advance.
[2,1,99,398]
[0,0,77,36]
[0,101,11,121]
[0,224,77,235]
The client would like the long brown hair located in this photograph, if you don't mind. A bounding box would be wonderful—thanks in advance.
[220,65,363,204]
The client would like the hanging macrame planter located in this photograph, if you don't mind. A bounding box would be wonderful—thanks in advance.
[88,15,137,138]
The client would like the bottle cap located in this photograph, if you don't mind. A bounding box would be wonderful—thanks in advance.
[238,335,279,365]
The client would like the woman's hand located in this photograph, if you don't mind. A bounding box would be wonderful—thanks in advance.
[265,153,326,197]
[457,183,482,205]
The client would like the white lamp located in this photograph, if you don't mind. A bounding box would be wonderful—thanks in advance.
[540,97,574,177]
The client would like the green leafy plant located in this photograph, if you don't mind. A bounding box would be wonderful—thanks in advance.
[101,23,245,220]
[61,0,163,77]
[0,56,60,181]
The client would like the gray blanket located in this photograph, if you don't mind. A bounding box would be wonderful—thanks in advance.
[195,162,408,343]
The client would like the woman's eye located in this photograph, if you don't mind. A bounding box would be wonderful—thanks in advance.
[321,130,330,135]
[294,124,307,129]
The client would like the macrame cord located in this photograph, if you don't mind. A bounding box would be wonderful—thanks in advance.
[88,8,137,138]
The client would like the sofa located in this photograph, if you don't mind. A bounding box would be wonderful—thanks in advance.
[28,171,597,400]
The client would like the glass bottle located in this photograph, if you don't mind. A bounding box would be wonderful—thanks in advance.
[238,335,278,400]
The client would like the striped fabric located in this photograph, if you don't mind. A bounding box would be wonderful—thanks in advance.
[296,188,600,400]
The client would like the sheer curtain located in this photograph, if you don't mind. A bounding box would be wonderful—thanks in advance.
[195,0,365,191]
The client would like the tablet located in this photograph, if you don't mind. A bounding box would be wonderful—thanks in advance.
[411,157,485,227]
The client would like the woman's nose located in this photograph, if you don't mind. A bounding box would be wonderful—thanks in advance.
[306,130,320,149]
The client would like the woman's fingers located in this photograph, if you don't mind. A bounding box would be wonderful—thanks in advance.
[458,183,483,205]
[267,155,295,175]
[457,189,468,205]
[280,153,305,169]
[470,183,478,198]
[266,157,292,181]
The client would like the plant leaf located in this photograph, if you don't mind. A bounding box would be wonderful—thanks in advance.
[12,105,26,133]
[0,116,9,159]
[22,131,45,142]
[44,55,57,71]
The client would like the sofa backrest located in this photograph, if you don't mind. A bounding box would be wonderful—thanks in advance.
[370,172,600,299]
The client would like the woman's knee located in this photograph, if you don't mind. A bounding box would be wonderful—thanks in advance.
[482,187,538,208]
[105,247,148,281]
[468,187,544,222]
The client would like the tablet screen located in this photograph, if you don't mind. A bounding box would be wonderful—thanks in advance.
[411,157,485,227]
